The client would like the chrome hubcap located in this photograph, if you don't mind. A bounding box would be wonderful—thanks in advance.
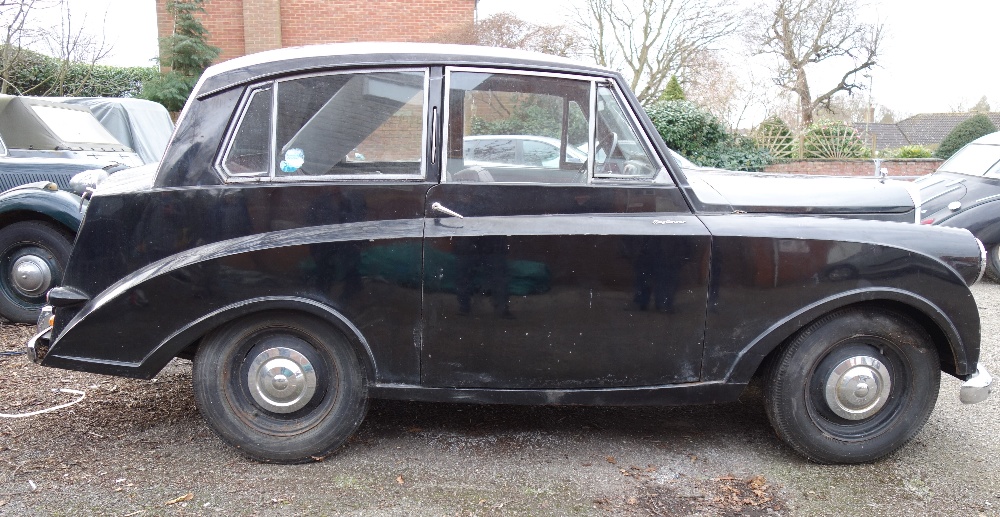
[11,254,52,296]
[824,355,892,420]
[247,346,317,413]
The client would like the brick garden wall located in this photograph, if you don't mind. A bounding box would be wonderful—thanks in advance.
[156,0,476,65]
[764,159,943,178]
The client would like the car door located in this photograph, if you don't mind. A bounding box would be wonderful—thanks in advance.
[421,69,712,389]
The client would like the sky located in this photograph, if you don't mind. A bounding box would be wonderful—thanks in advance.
[24,0,1000,123]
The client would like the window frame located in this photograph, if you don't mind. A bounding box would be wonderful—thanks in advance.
[443,66,599,186]
[216,67,432,183]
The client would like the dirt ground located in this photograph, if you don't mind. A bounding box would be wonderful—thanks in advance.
[2,282,999,516]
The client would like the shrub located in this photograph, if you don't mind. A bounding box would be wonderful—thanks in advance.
[0,45,156,97]
[802,120,870,159]
[935,114,998,160]
[882,145,932,159]
[752,116,797,160]
[645,99,772,171]
[140,0,220,111]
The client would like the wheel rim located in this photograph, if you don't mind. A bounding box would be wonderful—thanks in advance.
[10,252,54,297]
[247,346,318,413]
[807,341,906,439]
[823,355,891,420]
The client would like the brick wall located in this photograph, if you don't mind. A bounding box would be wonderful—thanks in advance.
[155,0,476,66]
[764,159,943,178]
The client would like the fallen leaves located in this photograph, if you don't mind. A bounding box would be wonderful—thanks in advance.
[164,493,193,505]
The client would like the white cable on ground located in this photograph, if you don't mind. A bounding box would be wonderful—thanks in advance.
[0,388,86,418]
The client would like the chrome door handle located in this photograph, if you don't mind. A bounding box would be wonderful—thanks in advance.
[431,202,464,219]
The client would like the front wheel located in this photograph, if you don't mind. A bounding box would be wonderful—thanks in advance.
[764,308,940,464]
[0,221,73,323]
[193,312,368,463]
[985,242,1000,282]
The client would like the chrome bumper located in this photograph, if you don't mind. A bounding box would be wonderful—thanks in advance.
[960,366,993,404]
[26,304,54,363]
[26,327,51,363]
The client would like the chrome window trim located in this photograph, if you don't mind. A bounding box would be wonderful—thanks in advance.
[443,66,597,185]
[216,68,431,183]
[216,84,274,178]
[591,82,662,183]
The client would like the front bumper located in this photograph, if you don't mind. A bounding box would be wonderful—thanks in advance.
[960,366,993,404]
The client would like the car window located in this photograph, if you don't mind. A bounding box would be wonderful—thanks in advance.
[593,85,658,178]
[31,105,121,146]
[223,87,272,175]
[0,135,6,156]
[446,71,591,184]
[938,144,1000,176]
[272,70,426,178]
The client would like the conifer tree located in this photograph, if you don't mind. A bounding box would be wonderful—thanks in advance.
[141,0,220,111]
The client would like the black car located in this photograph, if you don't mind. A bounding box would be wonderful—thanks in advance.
[28,43,992,465]
[916,131,1000,280]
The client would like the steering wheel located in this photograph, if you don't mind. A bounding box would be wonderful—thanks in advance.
[597,131,618,173]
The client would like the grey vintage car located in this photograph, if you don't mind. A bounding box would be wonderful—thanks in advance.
[0,95,144,322]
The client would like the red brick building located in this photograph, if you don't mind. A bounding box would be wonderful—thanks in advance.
[155,0,478,64]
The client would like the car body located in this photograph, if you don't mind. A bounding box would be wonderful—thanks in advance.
[0,95,147,322]
[28,43,992,465]
[915,132,1000,280]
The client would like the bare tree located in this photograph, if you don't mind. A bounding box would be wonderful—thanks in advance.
[0,0,112,96]
[576,0,738,105]
[434,12,582,58]
[1,0,47,94]
[746,0,883,125]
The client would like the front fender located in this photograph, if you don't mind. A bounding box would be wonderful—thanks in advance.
[0,185,84,230]
[939,200,1000,247]
[723,288,970,385]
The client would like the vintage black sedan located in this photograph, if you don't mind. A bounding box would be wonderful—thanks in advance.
[916,131,1000,280]
[28,43,992,464]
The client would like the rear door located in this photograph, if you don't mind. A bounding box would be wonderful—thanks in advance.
[420,69,712,389]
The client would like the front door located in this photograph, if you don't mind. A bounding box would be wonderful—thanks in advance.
[420,70,711,389]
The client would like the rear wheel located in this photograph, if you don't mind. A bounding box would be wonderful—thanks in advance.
[0,221,73,323]
[193,312,368,463]
[985,242,1000,282]
[764,308,940,464]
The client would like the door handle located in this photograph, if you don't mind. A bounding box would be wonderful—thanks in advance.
[431,202,464,219]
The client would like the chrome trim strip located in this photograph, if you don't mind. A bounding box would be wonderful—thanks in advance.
[975,238,988,285]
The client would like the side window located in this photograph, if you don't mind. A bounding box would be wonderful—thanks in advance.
[274,70,426,178]
[446,71,591,184]
[223,87,272,175]
[594,85,659,178]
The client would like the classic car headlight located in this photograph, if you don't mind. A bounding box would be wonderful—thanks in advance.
[69,168,110,196]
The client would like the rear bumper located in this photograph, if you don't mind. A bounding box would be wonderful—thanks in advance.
[960,366,993,404]
[26,327,51,363]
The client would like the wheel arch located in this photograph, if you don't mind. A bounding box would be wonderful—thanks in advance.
[137,296,378,381]
[725,288,972,385]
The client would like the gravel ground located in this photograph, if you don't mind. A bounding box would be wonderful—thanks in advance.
[2,283,999,516]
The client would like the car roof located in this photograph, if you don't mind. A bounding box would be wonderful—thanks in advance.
[195,42,617,98]
[970,131,1000,146]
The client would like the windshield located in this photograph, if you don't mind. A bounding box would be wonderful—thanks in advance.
[937,143,1000,176]
[30,105,121,145]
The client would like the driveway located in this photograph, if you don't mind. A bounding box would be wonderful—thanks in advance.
[2,283,998,516]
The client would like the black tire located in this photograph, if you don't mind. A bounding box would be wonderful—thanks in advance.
[985,242,1000,283]
[764,308,940,464]
[193,312,368,463]
[0,220,73,323]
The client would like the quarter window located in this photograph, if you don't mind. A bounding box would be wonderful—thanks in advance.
[223,87,272,175]
[594,85,658,178]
